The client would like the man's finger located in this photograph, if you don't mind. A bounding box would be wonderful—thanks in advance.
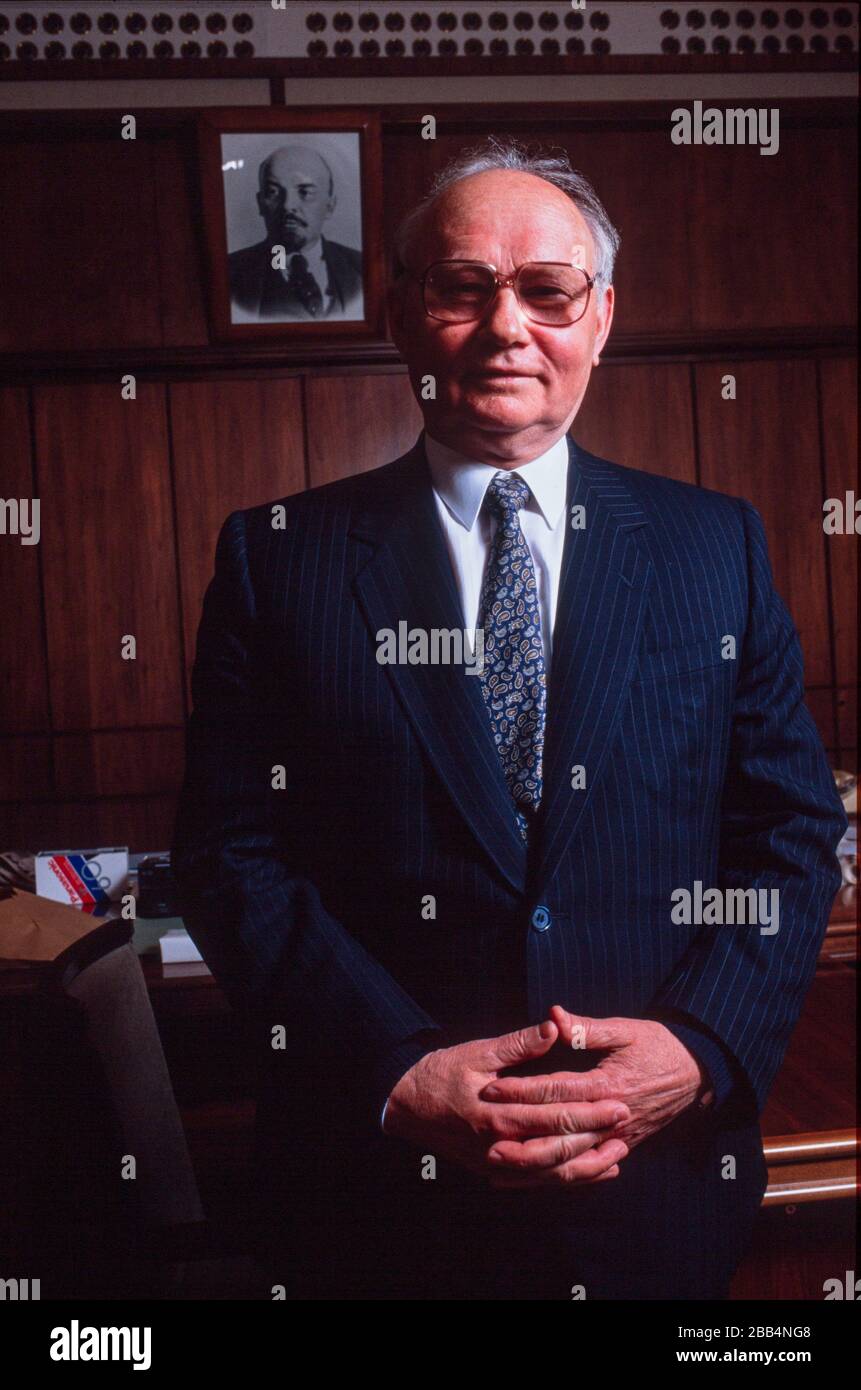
[491,1163,622,1191]
[488,1138,628,1189]
[481,1070,621,1107]
[549,1005,625,1051]
[487,1129,621,1171]
[483,1097,630,1139]
[481,1018,558,1069]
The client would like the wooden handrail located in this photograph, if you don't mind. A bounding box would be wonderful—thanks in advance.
[763,1129,858,1164]
[763,1157,857,1205]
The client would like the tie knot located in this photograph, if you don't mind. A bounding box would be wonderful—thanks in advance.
[485,471,531,520]
[290,253,309,272]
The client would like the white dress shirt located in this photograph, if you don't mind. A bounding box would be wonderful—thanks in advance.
[380,429,570,1131]
[424,429,571,667]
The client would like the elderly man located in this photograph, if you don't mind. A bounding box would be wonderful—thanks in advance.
[228,144,363,320]
[174,138,846,1300]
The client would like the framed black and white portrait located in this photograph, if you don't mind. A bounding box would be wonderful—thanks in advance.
[198,109,384,341]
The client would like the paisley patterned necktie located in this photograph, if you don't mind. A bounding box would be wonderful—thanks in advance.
[286,253,324,317]
[477,472,547,840]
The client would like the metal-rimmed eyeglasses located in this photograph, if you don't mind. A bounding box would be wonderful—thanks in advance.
[417,259,595,326]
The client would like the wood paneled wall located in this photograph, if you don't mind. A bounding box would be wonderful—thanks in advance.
[0,101,856,850]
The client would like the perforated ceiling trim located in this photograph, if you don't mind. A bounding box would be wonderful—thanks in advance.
[0,3,856,63]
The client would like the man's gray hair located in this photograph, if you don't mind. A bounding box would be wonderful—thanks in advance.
[392,136,621,292]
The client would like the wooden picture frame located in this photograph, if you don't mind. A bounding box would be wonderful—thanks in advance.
[197,107,384,342]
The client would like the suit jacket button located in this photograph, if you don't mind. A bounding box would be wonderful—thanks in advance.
[531,906,552,932]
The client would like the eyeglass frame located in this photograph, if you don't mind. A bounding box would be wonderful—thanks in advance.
[414,258,596,326]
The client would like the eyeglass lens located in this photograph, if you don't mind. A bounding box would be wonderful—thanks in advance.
[424,262,591,325]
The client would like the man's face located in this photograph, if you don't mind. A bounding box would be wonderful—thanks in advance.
[257,147,335,252]
[389,170,614,461]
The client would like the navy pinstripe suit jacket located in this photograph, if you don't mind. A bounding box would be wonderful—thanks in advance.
[173,433,846,1297]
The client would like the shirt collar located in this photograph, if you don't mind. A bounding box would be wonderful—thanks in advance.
[425,430,570,532]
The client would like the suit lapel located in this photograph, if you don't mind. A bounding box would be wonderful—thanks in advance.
[320,238,343,310]
[537,438,653,887]
[350,439,527,893]
[255,241,273,316]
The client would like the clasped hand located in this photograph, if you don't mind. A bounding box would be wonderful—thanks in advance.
[384,1004,709,1189]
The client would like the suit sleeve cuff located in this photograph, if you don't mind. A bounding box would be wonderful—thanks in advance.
[369,1029,446,1133]
[661,1021,737,1110]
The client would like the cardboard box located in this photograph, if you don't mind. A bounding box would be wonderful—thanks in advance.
[35,848,129,906]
